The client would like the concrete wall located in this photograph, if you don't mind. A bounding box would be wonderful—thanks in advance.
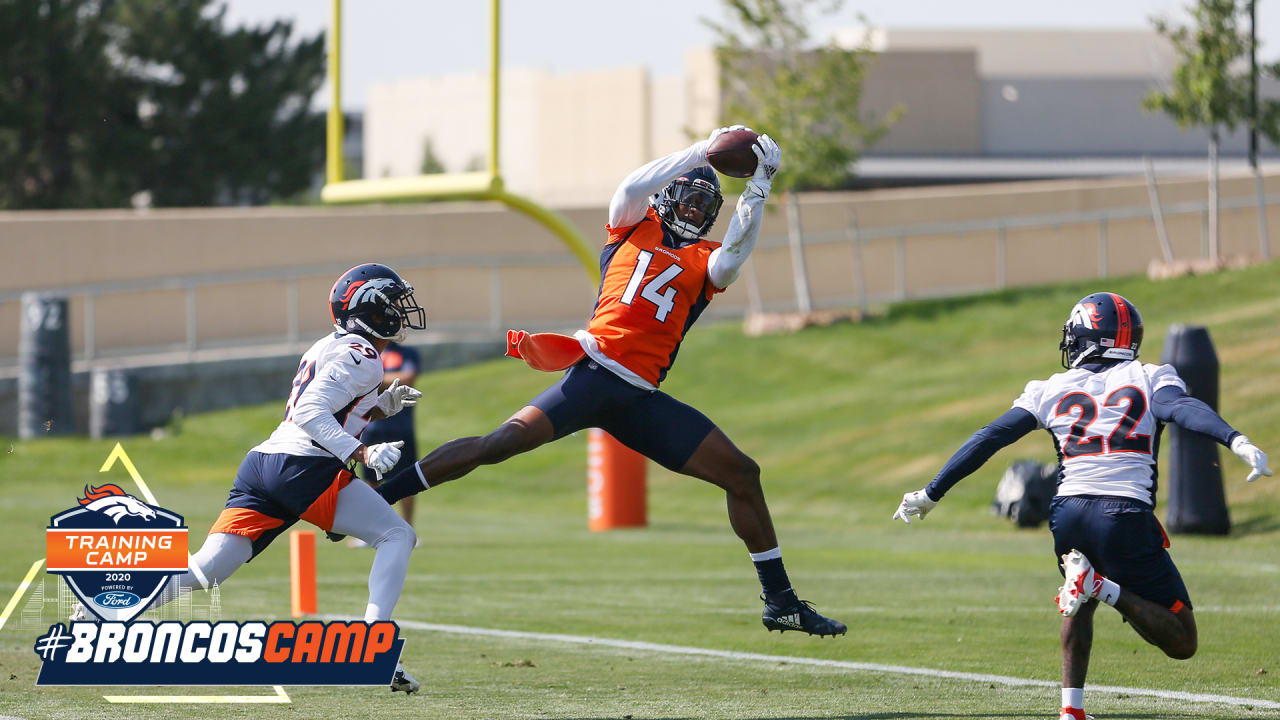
[3,171,1276,368]
[0,203,603,360]
[0,338,504,437]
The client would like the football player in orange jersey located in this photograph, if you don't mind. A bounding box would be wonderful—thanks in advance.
[377,127,846,637]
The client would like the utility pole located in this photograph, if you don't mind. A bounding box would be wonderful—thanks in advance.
[1250,0,1259,168]
[1250,0,1270,259]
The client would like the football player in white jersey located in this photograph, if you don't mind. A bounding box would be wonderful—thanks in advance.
[890,292,1271,720]
[71,264,429,693]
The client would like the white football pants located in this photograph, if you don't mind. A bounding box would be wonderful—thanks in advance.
[159,479,417,622]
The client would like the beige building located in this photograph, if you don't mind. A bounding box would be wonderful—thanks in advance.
[364,28,1280,202]
[361,40,983,206]
[365,64,694,208]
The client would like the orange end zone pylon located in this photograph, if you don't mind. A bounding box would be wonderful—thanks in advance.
[587,429,647,531]
[290,530,317,617]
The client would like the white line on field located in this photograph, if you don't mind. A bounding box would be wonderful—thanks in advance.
[104,685,291,704]
[337,616,1280,711]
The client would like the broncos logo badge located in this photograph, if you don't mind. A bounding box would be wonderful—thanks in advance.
[1068,302,1103,329]
[339,277,398,310]
[78,484,156,524]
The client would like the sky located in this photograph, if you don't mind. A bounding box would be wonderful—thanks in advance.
[221,0,1280,110]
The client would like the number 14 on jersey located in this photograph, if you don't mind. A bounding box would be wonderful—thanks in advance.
[620,250,684,322]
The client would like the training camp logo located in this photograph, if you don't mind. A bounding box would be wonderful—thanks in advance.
[37,483,404,687]
[46,484,189,623]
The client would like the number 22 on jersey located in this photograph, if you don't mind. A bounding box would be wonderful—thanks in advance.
[1055,385,1152,459]
[619,250,683,322]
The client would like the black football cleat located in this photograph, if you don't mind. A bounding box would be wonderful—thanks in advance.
[390,663,420,694]
[761,592,847,638]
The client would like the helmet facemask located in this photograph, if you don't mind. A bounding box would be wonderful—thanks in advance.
[356,286,426,342]
[656,177,722,241]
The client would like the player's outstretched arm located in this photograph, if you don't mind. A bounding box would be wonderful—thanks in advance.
[1150,385,1273,482]
[893,407,1038,523]
[708,134,780,289]
[608,126,743,229]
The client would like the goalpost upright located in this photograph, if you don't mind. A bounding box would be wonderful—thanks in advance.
[320,0,597,281]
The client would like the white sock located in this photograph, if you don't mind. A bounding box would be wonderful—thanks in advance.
[363,525,416,622]
[1094,576,1121,606]
[1062,687,1083,709]
[748,547,782,562]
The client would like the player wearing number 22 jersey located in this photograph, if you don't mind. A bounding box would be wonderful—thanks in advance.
[375,126,847,638]
[891,292,1272,720]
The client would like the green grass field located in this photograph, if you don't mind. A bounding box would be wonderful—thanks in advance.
[1,262,1277,719]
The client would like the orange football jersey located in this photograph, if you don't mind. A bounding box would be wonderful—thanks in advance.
[586,207,723,386]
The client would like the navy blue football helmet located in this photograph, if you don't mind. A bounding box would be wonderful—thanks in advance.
[654,166,723,241]
[329,263,426,341]
[1059,292,1143,368]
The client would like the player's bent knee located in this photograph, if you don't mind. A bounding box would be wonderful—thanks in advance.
[722,455,762,496]
[1164,639,1197,660]
[373,523,415,551]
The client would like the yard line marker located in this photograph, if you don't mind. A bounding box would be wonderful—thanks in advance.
[0,559,45,633]
[104,685,290,704]
[345,616,1280,711]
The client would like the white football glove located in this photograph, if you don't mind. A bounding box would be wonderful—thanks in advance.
[364,440,405,481]
[1230,435,1273,483]
[746,134,780,199]
[706,124,748,144]
[376,378,422,417]
[892,488,938,524]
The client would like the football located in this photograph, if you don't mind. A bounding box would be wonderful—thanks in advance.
[707,128,760,178]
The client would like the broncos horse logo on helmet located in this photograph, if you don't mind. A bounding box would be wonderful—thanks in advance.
[329,263,427,341]
[1060,292,1144,368]
[653,166,724,243]
[78,484,156,524]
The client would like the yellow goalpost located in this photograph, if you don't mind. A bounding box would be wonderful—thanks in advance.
[320,0,599,285]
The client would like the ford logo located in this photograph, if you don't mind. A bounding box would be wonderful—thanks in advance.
[93,591,141,608]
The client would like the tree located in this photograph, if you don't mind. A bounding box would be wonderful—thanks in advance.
[118,1,325,207]
[420,137,446,175]
[0,0,325,209]
[0,0,146,208]
[1144,0,1280,259]
[704,0,900,193]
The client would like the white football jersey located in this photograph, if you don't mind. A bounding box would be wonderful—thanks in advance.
[252,332,384,460]
[1013,360,1187,504]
